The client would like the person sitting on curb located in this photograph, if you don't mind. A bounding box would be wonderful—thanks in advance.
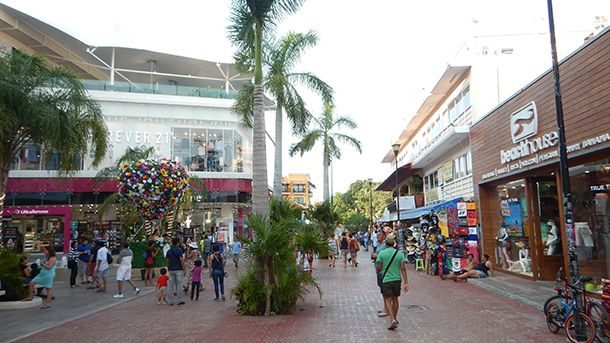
[441,253,475,280]
[452,254,493,281]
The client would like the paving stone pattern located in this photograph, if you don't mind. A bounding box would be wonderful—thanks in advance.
[14,251,564,343]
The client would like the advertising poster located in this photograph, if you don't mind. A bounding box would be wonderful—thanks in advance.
[504,200,523,236]
[438,211,448,237]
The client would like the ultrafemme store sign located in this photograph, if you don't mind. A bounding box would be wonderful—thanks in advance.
[481,101,610,180]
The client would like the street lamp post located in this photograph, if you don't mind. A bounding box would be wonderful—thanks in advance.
[546,0,583,338]
[367,178,373,227]
[392,144,401,225]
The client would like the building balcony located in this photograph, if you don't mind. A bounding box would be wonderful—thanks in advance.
[411,125,470,169]
[82,79,237,100]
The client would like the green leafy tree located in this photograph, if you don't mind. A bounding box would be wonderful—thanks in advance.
[345,212,369,232]
[332,179,392,224]
[228,0,306,217]
[233,31,333,200]
[309,200,336,236]
[0,50,108,223]
[289,103,362,201]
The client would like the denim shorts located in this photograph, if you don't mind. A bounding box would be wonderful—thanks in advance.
[477,270,487,278]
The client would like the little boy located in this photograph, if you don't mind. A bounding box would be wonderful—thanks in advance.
[157,267,169,305]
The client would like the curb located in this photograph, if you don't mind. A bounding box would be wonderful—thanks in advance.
[468,279,544,311]
[7,288,155,343]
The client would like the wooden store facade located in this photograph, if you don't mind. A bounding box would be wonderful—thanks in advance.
[470,28,610,281]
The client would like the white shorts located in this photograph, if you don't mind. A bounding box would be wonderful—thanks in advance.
[116,266,132,281]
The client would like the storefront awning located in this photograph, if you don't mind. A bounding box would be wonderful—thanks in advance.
[399,197,462,220]
[376,164,418,191]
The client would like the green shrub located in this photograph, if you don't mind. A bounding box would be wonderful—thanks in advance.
[232,269,265,315]
[0,249,25,301]
[129,241,166,269]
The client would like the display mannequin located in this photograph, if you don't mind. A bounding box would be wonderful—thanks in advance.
[546,220,559,256]
[509,241,531,273]
[495,224,510,268]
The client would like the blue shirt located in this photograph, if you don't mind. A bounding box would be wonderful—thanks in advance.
[77,244,91,262]
[165,246,184,271]
[231,241,242,254]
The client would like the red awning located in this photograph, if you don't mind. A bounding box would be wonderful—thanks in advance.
[376,164,418,191]
[6,177,252,193]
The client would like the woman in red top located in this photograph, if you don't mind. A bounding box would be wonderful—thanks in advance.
[348,234,359,267]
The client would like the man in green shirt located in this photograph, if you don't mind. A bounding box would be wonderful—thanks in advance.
[375,233,409,331]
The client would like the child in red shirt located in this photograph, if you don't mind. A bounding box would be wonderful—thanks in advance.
[157,267,169,304]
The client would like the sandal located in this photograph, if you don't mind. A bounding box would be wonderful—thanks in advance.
[21,298,33,302]
[96,288,105,293]
[388,321,398,331]
[40,305,51,309]
[378,312,389,317]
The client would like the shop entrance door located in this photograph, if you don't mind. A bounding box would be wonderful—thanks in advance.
[530,178,564,280]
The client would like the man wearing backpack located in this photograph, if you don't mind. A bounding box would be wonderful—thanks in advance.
[375,234,409,331]
[94,240,111,293]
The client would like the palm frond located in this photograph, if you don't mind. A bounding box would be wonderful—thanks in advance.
[288,72,333,104]
[331,133,362,154]
[334,116,358,130]
[232,82,255,128]
[288,130,322,157]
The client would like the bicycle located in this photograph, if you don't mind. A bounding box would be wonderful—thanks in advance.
[544,268,608,343]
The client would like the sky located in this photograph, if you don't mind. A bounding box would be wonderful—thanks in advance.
[3,0,609,201]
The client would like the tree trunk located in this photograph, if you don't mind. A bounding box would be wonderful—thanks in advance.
[264,257,272,316]
[0,162,9,239]
[144,220,153,237]
[322,146,329,202]
[166,210,175,237]
[272,106,283,200]
[252,21,270,218]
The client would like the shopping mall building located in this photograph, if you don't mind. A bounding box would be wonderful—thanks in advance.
[0,4,257,254]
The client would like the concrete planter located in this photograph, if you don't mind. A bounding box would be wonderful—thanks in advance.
[0,296,43,310]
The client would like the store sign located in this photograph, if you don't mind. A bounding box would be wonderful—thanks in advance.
[107,130,171,144]
[5,208,50,215]
[397,196,416,210]
[510,102,538,143]
[481,101,610,180]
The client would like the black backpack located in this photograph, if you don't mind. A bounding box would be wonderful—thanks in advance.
[106,250,113,264]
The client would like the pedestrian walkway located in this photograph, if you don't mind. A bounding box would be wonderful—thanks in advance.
[468,271,555,311]
[11,251,564,343]
[1,267,153,343]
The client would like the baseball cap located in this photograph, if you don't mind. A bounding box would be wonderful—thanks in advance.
[386,234,396,245]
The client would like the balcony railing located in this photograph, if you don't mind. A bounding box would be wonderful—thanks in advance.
[82,80,237,99]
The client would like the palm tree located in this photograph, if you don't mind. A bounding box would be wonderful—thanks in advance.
[227,0,306,217]
[289,103,362,201]
[233,31,334,200]
[0,50,108,220]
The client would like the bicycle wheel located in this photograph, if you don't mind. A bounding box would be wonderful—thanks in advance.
[565,312,596,343]
[587,302,610,343]
[544,295,563,333]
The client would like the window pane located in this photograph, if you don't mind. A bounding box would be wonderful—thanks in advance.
[208,129,224,172]
[172,128,190,169]
[19,142,41,170]
[191,128,206,171]
[223,130,234,172]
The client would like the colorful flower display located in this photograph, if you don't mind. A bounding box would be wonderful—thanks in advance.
[117,158,189,220]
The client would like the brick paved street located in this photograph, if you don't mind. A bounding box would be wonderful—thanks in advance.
[13,251,563,343]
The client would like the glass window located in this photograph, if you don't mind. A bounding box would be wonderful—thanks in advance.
[462,86,471,110]
[190,128,207,171]
[293,196,305,205]
[292,184,305,193]
[208,129,224,172]
[570,158,610,281]
[172,128,191,169]
[496,179,531,276]
[19,142,41,170]
[223,130,234,172]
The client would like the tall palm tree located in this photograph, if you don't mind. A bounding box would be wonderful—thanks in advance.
[0,50,108,220]
[233,31,334,200]
[227,0,306,217]
[289,103,362,201]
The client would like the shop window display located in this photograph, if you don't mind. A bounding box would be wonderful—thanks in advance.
[1,216,64,254]
[171,127,244,173]
[570,158,610,281]
[496,180,532,276]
